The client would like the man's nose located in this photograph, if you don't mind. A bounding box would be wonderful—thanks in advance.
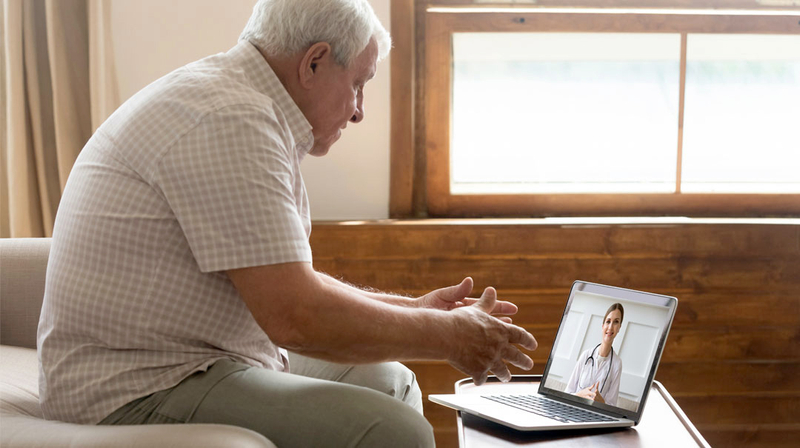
[350,95,364,123]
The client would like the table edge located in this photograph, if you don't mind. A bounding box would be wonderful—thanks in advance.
[453,376,711,448]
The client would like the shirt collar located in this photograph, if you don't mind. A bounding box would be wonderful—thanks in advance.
[229,40,314,156]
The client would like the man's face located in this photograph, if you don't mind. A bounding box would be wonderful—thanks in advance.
[305,39,378,157]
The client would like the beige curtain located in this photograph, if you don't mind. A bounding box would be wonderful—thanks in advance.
[1,0,119,238]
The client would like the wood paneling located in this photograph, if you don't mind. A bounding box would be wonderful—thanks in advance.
[695,424,800,448]
[310,220,799,447]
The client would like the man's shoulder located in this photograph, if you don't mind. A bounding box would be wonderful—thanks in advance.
[186,52,276,108]
[98,54,285,156]
[130,52,278,121]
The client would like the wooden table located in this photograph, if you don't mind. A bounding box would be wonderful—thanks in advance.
[452,375,710,447]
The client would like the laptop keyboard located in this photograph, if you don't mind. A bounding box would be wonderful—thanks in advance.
[482,395,617,423]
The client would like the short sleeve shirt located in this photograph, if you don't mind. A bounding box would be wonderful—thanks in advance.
[37,41,314,424]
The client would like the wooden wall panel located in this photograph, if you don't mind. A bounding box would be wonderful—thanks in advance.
[310,221,799,448]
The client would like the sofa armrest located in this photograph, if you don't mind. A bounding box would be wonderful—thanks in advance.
[0,238,51,349]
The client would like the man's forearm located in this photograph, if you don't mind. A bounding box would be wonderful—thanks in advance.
[317,271,417,307]
[230,263,449,364]
[229,262,537,383]
[281,275,451,363]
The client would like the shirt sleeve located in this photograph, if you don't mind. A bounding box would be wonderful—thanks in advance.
[155,103,312,273]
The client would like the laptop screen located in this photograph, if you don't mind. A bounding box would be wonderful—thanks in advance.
[539,281,677,421]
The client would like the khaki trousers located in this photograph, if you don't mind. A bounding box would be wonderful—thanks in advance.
[99,353,433,447]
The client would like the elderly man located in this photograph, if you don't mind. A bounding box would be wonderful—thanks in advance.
[37,0,537,446]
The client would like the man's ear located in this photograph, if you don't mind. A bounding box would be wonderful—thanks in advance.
[298,42,332,89]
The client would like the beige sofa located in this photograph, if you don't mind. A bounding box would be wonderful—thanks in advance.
[0,238,276,447]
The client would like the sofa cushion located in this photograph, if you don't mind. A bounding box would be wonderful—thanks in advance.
[0,414,277,448]
[0,345,43,418]
[0,344,276,447]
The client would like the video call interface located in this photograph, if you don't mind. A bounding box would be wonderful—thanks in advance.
[541,289,673,414]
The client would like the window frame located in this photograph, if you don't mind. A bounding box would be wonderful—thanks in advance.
[391,2,800,218]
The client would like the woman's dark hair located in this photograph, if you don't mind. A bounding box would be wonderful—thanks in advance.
[604,303,624,324]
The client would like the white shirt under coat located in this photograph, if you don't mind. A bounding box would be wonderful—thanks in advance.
[564,347,623,407]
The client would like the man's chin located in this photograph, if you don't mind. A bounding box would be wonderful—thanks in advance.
[308,136,339,157]
[308,146,330,157]
[308,143,331,157]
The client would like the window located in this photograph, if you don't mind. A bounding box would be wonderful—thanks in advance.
[451,32,682,195]
[682,34,800,193]
[390,2,800,217]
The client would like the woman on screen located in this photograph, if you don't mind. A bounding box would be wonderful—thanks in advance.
[564,303,624,406]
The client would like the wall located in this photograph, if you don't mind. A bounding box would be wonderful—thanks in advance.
[109,0,391,220]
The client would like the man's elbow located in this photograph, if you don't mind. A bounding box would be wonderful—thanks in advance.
[254,306,317,352]
[227,262,324,350]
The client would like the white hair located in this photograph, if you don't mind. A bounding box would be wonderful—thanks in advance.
[240,0,391,67]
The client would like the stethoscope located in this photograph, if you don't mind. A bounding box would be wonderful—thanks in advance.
[578,343,613,393]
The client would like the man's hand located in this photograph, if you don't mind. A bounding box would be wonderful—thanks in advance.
[446,286,537,386]
[417,277,519,318]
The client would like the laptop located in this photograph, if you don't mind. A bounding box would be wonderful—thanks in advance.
[429,281,677,431]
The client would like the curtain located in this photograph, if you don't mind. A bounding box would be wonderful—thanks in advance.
[1,0,119,238]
